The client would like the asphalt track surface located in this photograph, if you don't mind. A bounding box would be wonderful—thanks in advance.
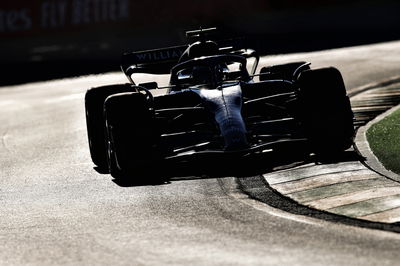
[1,41,400,265]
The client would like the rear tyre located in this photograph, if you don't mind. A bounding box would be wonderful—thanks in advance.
[297,67,354,157]
[85,84,134,171]
[104,92,159,180]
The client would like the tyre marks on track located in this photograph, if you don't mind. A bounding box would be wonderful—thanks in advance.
[262,80,400,224]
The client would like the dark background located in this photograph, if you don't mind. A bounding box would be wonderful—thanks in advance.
[1,0,399,85]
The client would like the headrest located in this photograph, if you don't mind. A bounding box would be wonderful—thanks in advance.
[188,41,219,58]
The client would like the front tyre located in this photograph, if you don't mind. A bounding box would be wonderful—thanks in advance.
[104,92,159,180]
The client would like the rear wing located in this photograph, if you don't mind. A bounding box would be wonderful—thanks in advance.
[121,43,259,85]
[121,45,188,83]
[120,28,218,80]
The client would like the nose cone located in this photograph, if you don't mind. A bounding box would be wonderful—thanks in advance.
[197,83,249,150]
[220,119,248,150]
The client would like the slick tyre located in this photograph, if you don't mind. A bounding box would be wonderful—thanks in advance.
[297,67,354,157]
[104,92,158,180]
[85,84,133,171]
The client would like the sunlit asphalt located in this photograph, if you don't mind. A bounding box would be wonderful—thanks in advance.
[1,41,400,265]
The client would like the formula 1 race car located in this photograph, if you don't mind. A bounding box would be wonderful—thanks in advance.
[85,28,354,180]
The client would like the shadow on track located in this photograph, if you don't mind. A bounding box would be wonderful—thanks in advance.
[237,152,400,234]
[107,150,364,187]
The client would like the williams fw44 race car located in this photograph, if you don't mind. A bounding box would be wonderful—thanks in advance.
[85,28,354,180]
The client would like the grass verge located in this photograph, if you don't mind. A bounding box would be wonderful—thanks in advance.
[367,108,400,175]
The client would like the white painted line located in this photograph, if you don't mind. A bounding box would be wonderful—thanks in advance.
[354,104,400,182]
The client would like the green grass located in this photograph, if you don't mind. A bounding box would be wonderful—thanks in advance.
[367,108,400,175]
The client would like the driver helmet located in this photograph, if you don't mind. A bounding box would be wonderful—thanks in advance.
[179,40,219,63]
